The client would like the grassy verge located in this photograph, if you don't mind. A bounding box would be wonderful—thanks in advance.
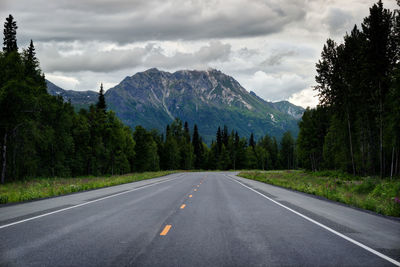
[0,171,179,204]
[238,170,400,217]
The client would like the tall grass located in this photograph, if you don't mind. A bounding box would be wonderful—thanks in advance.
[239,170,400,217]
[0,171,178,204]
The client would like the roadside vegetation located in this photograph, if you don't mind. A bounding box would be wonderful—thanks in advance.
[239,170,400,217]
[297,2,400,178]
[0,171,177,204]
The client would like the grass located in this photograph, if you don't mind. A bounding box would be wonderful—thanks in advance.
[0,171,179,204]
[238,170,400,217]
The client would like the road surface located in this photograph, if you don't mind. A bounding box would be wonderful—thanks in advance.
[0,172,399,266]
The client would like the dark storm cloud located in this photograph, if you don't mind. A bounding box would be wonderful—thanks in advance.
[1,0,307,44]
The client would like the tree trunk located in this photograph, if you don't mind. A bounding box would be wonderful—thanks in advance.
[379,82,383,178]
[360,123,365,175]
[390,146,394,180]
[347,112,356,176]
[1,132,8,184]
[395,147,399,176]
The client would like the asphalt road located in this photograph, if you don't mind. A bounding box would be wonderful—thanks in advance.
[1,172,400,266]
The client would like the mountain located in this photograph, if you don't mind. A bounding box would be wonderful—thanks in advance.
[271,101,305,120]
[46,69,304,143]
[46,80,98,110]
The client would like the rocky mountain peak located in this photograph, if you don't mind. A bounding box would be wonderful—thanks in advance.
[47,68,304,143]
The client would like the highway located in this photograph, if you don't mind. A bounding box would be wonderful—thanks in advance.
[0,172,399,266]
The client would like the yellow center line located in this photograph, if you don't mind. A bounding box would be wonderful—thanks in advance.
[180,204,186,209]
[189,194,193,198]
[160,225,172,236]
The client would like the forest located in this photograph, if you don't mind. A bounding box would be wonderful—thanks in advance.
[1,1,398,184]
[297,1,400,178]
[0,15,295,184]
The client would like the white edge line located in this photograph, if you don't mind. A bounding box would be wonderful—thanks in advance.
[226,175,400,267]
[0,176,179,230]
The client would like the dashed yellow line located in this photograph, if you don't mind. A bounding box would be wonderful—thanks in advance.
[180,204,186,209]
[160,225,172,236]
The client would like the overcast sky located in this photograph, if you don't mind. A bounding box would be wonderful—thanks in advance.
[1,0,398,108]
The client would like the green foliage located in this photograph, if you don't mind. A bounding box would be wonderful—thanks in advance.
[239,170,400,217]
[96,83,106,112]
[0,171,178,204]
[0,16,139,182]
[133,126,158,172]
[2,14,18,53]
[299,1,400,177]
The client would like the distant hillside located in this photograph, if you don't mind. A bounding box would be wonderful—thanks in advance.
[271,101,304,120]
[47,69,304,143]
[46,80,98,110]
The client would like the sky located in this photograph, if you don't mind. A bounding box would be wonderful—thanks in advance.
[1,0,398,108]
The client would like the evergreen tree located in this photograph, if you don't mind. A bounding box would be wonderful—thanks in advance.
[216,127,222,154]
[246,146,257,169]
[222,125,229,147]
[297,107,330,171]
[280,132,295,170]
[133,126,159,172]
[271,137,279,169]
[192,124,203,169]
[163,122,181,170]
[96,83,106,113]
[362,0,395,177]
[249,133,255,149]
[23,40,39,78]
[184,121,190,143]
[3,14,18,53]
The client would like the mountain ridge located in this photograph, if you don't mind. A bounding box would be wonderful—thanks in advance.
[46,68,304,143]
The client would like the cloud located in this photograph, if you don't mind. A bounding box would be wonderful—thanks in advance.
[323,8,353,36]
[38,41,231,73]
[240,71,310,101]
[45,73,80,90]
[143,41,231,69]
[288,87,319,108]
[262,50,296,66]
[3,0,399,108]
[1,0,307,44]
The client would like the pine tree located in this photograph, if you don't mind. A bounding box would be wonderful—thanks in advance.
[249,133,255,149]
[280,132,295,169]
[222,125,229,147]
[23,40,39,77]
[216,127,222,154]
[184,121,190,143]
[192,124,202,169]
[96,83,106,112]
[3,14,18,53]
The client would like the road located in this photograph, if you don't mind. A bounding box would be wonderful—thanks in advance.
[0,172,400,266]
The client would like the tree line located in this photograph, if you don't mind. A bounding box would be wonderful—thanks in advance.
[135,119,296,172]
[0,14,296,183]
[297,1,400,178]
